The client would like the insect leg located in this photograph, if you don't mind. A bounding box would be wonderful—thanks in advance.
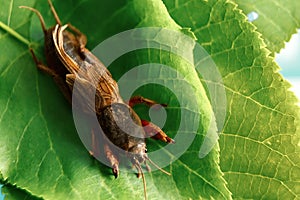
[141,120,175,144]
[19,6,47,34]
[47,0,62,25]
[128,96,167,108]
[29,49,57,76]
[88,129,101,158]
[128,96,174,142]
[104,143,119,178]
[29,49,72,103]
[67,23,87,51]
[144,161,151,172]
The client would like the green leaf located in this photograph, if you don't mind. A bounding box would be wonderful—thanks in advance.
[0,0,230,199]
[163,0,300,199]
[234,0,300,53]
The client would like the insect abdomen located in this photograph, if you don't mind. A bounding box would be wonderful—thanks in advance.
[99,103,145,152]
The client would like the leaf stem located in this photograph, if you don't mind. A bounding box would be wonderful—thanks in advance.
[0,21,31,47]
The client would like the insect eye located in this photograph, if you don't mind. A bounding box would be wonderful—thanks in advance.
[145,149,148,153]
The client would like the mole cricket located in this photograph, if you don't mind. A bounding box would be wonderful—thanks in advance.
[20,0,175,199]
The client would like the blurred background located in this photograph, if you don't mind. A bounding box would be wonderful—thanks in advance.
[0,29,299,200]
[276,31,300,103]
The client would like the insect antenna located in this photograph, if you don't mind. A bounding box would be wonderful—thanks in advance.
[146,157,171,176]
[47,0,62,25]
[135,163,148,200]
[19,6,47,34]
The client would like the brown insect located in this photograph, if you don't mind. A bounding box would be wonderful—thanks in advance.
[20,1,175,199]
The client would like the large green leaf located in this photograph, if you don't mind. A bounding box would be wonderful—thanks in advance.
[163,0,300,199]
[234,0,300,53]
[1,0,300,199]
[0,0,230,199]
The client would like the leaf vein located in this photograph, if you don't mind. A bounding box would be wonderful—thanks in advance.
[15,113,39,179]
[224,171,299,198]
[176,159,228,199]
[223,133,297,166]
[0,55,27,123]
[0,50,28,77]
[36,78,84,200]
[7,0,14,26]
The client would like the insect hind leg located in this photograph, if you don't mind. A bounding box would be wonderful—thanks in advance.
[67,23,87,51]
[29,49,57,76]
[47,0,62,25]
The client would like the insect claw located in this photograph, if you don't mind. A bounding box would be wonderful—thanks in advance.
[112,167,119,179]
[167,137,176,144]
[89,150,94,156]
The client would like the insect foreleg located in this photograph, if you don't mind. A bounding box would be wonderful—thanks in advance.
[128,96,175,143]
[141,120,175,144]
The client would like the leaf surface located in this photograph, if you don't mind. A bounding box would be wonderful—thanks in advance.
[234,0,300,53]
[163,0,300,198]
